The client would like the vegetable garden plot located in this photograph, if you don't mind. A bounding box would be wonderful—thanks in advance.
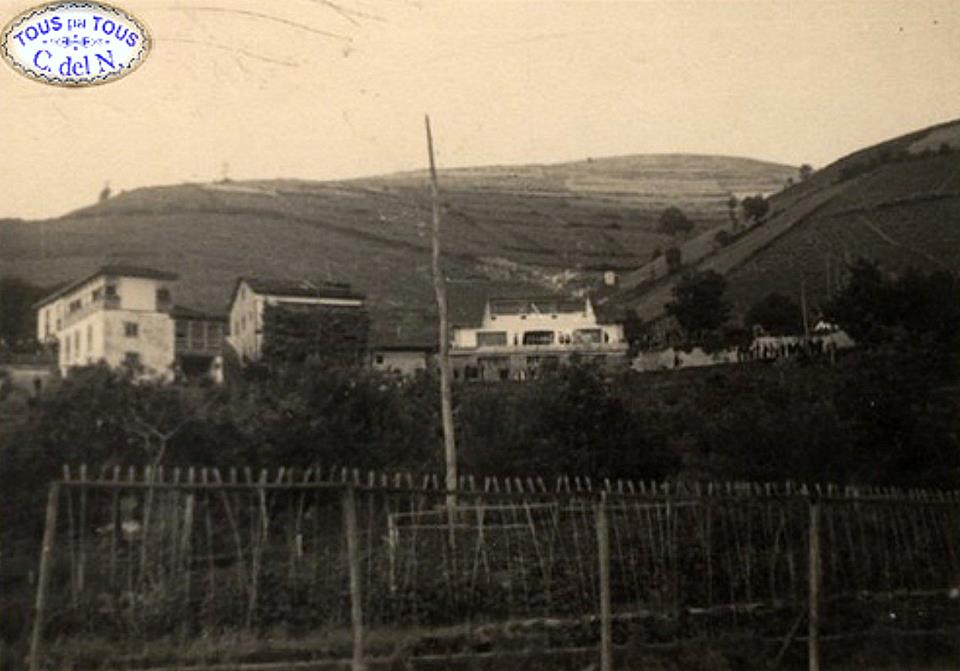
[23,465,960,671]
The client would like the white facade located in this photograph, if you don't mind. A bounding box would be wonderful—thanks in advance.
[35,268,177,379]
[450,297,628,380]
[452,297,624,350]
[227,279,365,363]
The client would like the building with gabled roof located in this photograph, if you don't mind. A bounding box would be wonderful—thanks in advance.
[227,277,367,364]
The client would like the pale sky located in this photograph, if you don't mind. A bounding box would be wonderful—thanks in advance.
[1,0,958,220]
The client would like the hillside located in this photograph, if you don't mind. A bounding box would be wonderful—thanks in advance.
[615,119,960,323]
[0,154,793,342]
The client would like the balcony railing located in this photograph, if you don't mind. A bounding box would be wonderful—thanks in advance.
[62,295,120,328]
[175,337,223,355]
[452,341,627,355]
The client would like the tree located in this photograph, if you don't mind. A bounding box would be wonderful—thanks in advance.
[799,164,814,181]
[741,195,770,225]
[620,308,645,356]
[657,206,694,237]
[713,230,733,249]
[664,270,730,337]
[745,292,802,335]
[664,246,683,274]
[0,276,50,349]
[826,258,960,355]
[726,195,739,230]
[458,363,676,479]
[260,303,370,369]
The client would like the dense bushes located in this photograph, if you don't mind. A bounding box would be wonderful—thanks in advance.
[2,260,958,555]
[458,363,677,479]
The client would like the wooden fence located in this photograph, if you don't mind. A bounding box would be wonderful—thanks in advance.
[25,464,960,671]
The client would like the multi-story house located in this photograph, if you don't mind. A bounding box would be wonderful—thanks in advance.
[227,277,367,364]
[450,295,628,381]
[34,265,226,381]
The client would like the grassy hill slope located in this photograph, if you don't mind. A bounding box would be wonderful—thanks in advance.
[615,119,960,323]
[0,154,794,340]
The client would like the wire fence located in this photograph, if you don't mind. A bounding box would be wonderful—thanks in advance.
[20,464,960,670]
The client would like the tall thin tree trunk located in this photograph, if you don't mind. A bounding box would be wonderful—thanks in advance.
[425,115,458,512]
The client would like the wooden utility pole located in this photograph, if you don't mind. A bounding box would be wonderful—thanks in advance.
[596,494,613,671]
[343,486,364,671]
[800,279,810,341]
[425,115,458,509]
[29,482,61,671]
[808,501,822,671]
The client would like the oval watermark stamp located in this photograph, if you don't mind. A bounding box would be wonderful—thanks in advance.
[1,1,150,86]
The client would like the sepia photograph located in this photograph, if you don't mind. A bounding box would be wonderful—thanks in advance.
[1,1,959,669]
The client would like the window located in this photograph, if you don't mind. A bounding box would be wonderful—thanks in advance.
[64,334,71,360]
[123,352,141,368]
[124,322,139,338]
[522,330,555,346]
[86,324,93,351]
[104,284,118,299]
[156,288,171,304]
[73,331,79,354]
[375,354,384,365]
[573,328,602,344]
[207,322,223,346]
[476,331,507,347]
[478,356,509,381]
[92,288,103,302]
[68,299,82,313]
[189,321,204,350]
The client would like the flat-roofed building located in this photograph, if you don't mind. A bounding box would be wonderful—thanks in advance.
[450,294,628,381]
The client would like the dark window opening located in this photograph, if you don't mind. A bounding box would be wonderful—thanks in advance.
[477,331,507,347]
[522,330,555,346]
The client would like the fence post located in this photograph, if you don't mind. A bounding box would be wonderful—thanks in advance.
[808,500,821,671]
[29,482,61,671]
[342,485,365,671]
[597,492,613,671]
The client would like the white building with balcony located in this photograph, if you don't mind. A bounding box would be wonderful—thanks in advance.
[34,265,226,381]
[450,295,628,381]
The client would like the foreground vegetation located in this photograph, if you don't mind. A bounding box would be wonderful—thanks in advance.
[1,261,957,670]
